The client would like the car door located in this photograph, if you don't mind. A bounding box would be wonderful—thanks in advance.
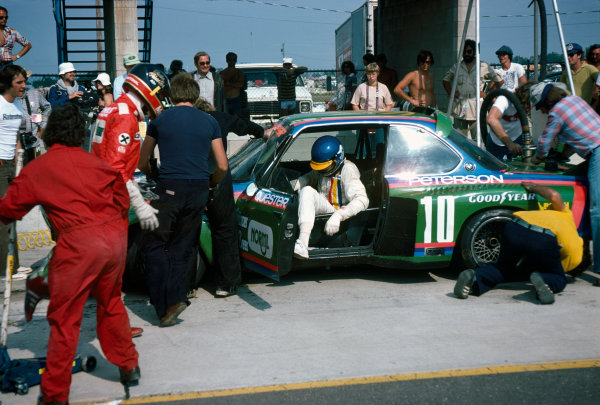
[236,125,298,281]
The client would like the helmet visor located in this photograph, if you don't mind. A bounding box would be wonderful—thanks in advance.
[311,159,334,171]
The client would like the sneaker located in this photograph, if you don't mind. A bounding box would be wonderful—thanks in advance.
[294,239,309,259]
[215,285,237,298]
[530,272,555,305]
[17,266,32,274]
[454,269,475,299]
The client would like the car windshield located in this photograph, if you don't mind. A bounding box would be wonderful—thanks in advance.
[448,129,507,171]
[243,70,304,87]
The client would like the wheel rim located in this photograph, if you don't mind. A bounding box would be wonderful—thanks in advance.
[470,216,511,265]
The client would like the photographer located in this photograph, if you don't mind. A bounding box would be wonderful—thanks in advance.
[48,62,86,107]
[18,71,51,161]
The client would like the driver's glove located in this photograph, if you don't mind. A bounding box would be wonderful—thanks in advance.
[126,180,159,231]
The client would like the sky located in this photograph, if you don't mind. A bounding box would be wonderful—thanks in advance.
[6,0,600,75]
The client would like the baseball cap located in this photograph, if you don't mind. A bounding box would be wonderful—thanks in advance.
[495,45,513,56]
[283,57,293,64]
[530,82,553,110]
[566,42,583,55]
[93,72,111,86]
[58,62,76,75]
[123,54,141,66]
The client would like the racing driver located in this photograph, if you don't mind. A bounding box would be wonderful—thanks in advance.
[91,63,170,231]
[293,136,369,259]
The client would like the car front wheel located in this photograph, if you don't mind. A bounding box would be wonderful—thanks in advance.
[458,209,514,269]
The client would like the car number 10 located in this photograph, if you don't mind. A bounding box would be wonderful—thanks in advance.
[420,196,455,243]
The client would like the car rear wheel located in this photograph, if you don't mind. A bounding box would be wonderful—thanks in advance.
[459,209,514,269]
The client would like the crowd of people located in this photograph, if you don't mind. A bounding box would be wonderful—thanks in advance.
[1,3,600,401]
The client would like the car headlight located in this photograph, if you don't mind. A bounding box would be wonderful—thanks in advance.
[300,101,311,113]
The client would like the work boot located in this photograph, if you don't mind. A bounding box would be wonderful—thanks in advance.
[530,272,555,305]
[159,302,187,327]
[25,272,50,322]
[120,365,141,387]
[454,269,475,299]
[37,394,68,405]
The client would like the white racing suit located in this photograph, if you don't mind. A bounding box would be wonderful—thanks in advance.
[294,160,369,247]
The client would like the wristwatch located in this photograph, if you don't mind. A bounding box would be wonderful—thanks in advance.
[15,54,20,59]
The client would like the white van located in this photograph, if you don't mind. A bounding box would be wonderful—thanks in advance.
[236,63,313,123]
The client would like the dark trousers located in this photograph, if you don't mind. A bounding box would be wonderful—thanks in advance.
[0,160,16,275]
[142,179,208,318]
[205,170,241,287]
[485,135,523,161]
[474,221,568,295]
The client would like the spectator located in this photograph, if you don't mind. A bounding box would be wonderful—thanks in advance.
[339,61,357,110]
[375,53,398,97]
[18,71,51,162]
[219,52,245,117]
[0,64,26,281]
[394,49,437,109]
[586,44,600,70]
[93,72,114,109]
[559,42,598,104]
[47,62,85,107]
[275,57,307,117]
[0,6,31,69]
[292,136,369,259]
[516,81,600,277]
[113,54,141,100]
[192,51,225,112]
[168,59,185,79]
[361,52,376,83]
[138,73,228,326]
[454,182,582,305]
[494,45,526,92]
[194,97,268,297]
[442,39,503,139]
[0,103,140,404]
[351,63,394,111]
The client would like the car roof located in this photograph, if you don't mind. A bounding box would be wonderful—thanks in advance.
[237,63,304,70]
[281,110,451,133]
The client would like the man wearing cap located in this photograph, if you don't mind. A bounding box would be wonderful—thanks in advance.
[47,62,85,107]
[0,6,31,69]
[495,45,526,92]
[560,42,598,105]
[443,39,503,139]
[454,182,583,305]
[192,51,225,112]
[94,72,114,109]
[113,54,141,100]
[275,57,307,117]
[519,81,600,276]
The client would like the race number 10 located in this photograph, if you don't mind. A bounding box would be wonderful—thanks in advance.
[420,196,455,243]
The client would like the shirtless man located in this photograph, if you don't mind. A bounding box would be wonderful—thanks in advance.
[394,50,436,108]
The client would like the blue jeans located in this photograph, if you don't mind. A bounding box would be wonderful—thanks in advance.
[588,147,600,273]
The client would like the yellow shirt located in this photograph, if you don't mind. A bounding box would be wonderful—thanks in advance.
[513,208,583,272]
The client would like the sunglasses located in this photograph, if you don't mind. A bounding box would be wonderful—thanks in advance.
[197,62,210,66]
[0,16,7,20]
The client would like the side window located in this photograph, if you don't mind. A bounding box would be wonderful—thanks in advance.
[385,125,460,175]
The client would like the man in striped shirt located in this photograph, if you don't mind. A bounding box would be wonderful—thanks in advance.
[522,82,600,276]
[0,6,31,68]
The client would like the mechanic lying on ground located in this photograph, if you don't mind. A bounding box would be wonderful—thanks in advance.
[292,136,369,259]
[454,182,583,305]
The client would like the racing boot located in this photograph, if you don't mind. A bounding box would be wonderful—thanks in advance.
[120,365,141,387]
[25,270,50,322]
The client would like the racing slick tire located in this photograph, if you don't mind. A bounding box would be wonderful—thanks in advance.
[458,209,514,269]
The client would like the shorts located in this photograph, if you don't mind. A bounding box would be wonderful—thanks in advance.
[280,100,297,110]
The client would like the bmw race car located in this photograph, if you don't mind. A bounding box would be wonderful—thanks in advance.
[213,110,588,282]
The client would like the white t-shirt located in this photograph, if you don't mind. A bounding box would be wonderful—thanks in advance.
[194,71,215,106]
[0,95,24,160]
[488,95,522,146]
[350,82,393,111]
[496,63,525,92]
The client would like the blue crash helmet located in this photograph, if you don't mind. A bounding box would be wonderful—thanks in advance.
[310,136,345,176]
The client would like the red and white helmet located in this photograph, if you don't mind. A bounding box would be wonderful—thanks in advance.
[123,63,170,118]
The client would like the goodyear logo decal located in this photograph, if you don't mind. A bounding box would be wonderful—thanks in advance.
[468,191,536,204]
[248,220,273,259]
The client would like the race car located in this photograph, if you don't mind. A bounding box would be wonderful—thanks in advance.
[220,110,589,281]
